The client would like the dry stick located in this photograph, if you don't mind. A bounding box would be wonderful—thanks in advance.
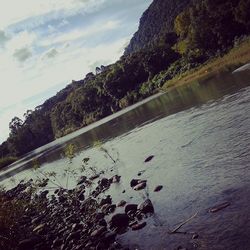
[168,211,198,234]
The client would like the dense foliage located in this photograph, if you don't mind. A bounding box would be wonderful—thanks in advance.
[0,0,249,160]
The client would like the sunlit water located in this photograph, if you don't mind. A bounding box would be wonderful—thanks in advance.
[1,68,250,250]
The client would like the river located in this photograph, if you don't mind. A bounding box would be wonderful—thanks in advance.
[1,67,250,250]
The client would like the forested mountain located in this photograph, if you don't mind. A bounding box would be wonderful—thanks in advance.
[1,0,250,162]
[124,0,192,55]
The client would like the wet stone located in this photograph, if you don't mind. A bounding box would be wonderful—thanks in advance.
[154,185,163,192]
[109,213,129,229]
[137,199,154,214]
[144,155,154,162]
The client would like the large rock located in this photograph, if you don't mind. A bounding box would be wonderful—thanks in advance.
[137,199,154,214]
[109,213,129,229]
[125,204,138,214]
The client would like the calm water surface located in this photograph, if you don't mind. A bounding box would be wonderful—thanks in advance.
[1,68,250,250]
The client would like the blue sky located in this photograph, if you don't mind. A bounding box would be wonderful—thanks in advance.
[0,0,153,143]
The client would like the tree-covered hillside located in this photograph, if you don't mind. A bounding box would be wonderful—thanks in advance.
[124,0,192,55]
[0,0,250,162]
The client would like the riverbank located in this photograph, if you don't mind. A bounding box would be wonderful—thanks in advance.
[0,163,157,250]
[162,37,250,90]
[0,157,18,171]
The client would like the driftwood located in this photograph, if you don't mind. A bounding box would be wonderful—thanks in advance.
[168,211,198,234]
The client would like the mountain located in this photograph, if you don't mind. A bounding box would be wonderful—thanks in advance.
[124,0,192,55]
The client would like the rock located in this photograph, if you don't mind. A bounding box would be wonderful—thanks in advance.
[144,155,154,162]
[102,232,116,244]
[109,213,129,229]
[133,182,147,191]
[122,190,126,193]
[98,218,107,227]
[33,223,46,233]
[91,226,106,237]
[18,237,41,250]
[131,221,147,231]
[78,191,85,201]
[99,178,110,187]
[52,238,63,248]
[125,204,138,214]
[117,200,126,207]
[154,185,163,192]
[108,204,116,213]
[209,202,230,213]
[130,179,147,188]
[137,199,154,214]
[111,175,121,183]
[101,204,111,214]
[130,179,140,188]
[192,233,199,239]
[77,176,87,185]
[89,174,100,180]
[100,195,112,206]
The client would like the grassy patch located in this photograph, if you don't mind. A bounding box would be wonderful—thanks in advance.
[0,157,18,170]
[162,37,250,90]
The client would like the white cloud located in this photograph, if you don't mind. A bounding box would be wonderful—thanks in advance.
[40,20,121,47]
[0,0,107,29]
[6,31,36,53]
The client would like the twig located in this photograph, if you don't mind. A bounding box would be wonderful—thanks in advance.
[168,211,198,234]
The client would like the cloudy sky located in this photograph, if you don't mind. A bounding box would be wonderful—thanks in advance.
[0,0,153,143]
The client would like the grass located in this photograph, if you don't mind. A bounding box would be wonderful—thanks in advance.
[162,37,250,90]
[0,157,18,170]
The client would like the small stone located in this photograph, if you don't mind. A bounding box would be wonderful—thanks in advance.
[100,195,112,206]
[33,224,45,233]
[117,200,126,207]
[111,175,121,183]
[154,185,163,192]
[144,155,154,162]
[133,181,147,191]
[89,174,100,180]
[192,233,199,239]
[91,226,106,237]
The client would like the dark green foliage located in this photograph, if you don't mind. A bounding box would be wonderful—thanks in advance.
[124,0,192,55]
[174,0,248,57]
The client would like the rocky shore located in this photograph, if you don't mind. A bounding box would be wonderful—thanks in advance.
[0,171,156,250]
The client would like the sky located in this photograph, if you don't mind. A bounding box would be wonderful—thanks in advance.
[0,0,153,144]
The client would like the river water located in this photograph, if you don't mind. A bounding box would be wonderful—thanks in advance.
[1,67,250,250]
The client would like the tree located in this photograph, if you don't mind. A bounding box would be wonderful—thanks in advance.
[9,117,23,135]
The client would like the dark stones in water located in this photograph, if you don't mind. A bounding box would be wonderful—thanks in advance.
[99,195,112,206]
[192,233,199,239]
[117,200,126,207]
[110,175,121,183]
[209,201,230,213]
[89,174,100,181]
[154,185,163,192]
[125,204,138,214]
[130,179,147,188]
[144,155,154,163]
[137,199,154,214]
[133,182,147,191]
[109,213,129,229]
